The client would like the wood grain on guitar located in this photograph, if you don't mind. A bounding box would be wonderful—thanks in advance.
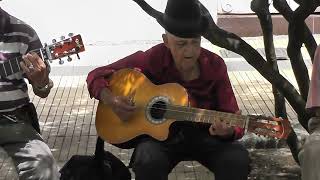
[95,68,292,147]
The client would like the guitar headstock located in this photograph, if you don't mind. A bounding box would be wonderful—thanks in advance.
[247,115,292,139]
[44,33,85,64]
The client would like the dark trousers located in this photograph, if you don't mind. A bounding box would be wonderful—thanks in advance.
[131,122,250,180]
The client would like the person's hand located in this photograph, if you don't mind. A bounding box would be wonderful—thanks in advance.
[209,120,234,137]
[308,116,320,134]
[209,110,241,138]
[20,52,49,88]
[109,96,136,121]
[100,89,136,122]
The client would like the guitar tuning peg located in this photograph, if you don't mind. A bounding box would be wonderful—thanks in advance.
[59,58,64,65]
[52,39,57,43]
[68,33,74,37]
[60,36,65,40]
[76,53,80,59]
[67,56,72,62]
[44,43,48,47]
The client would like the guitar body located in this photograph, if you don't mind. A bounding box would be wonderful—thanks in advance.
[96,69,291,147]
[96,68,189,146]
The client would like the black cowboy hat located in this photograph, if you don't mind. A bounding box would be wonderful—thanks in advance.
[135,0,208,38]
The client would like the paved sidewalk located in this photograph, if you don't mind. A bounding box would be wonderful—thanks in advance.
[0,35,319,179]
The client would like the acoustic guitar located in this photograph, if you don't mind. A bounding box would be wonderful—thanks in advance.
[96,68,291,146]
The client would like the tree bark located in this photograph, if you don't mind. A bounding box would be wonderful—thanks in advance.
[251,0,288,122]
[273,0,317,62]
[286,3,316,102]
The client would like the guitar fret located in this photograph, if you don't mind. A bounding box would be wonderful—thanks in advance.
[38,49,45,61]
[2,63,7,77]
[10,57,20,74]
[3,61,13,76]
[0,62,5,77]
[8,59,14,75]
[16,58,21,71]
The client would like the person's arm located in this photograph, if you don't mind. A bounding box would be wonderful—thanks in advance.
[307,107,320,133]
[212,60,244,140]
[306,46,320,110]
[32,77,53,98]
[86,50,151,100]
[87,50,156,122]
[306,46,320,133]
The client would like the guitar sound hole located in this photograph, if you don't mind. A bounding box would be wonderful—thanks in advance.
[150,101,167,121]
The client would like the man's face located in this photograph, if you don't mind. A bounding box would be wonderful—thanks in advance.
[163,32,201,72]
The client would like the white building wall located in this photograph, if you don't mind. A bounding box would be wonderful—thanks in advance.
[1,0,217,43]
[217,0,299,14]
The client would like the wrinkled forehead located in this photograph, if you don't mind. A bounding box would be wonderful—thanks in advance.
[166,31,200,42]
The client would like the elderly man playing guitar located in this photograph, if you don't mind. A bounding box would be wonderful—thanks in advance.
[87,0,252,179]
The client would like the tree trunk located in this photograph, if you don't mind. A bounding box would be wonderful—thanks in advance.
[273,0,318,62]
[251,0,288,123]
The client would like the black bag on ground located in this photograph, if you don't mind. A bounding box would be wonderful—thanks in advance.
[59,137,131,180]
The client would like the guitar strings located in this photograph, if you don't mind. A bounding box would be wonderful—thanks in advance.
[141,102,272,121]
[141,105,278,134]
[141,103,249,125]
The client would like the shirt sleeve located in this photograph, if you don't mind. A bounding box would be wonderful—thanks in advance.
[306,45,320,109]
[86,50,150,100]
[26,27,43,52]
[215,60,244,140]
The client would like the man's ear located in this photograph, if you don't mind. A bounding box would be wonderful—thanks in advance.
[162,34,169,48]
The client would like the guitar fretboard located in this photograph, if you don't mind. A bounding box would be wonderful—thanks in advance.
[0,48,47,78]
[163,105,248,128]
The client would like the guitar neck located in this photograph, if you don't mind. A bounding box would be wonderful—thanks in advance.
[164,105,249,128]
[0,34,85,78]
[0,48,48,78]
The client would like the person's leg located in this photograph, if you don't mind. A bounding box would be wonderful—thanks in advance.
[298,132,320,180]
[0,117,60,180]
[194,135,250,180]
[3,139,60,180]
[131,139,178,180]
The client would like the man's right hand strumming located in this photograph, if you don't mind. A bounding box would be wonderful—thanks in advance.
[100,88,136,121]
